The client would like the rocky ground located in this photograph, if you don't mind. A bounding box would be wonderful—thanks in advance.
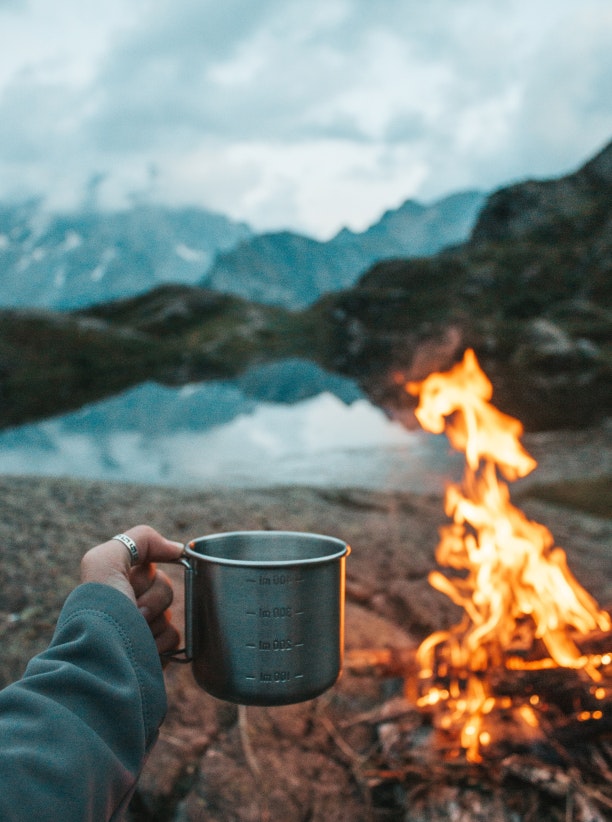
[0,422,610,820]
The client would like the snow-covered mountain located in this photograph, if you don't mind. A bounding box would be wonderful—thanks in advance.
[0,201,251,309]
[0,190,485,310]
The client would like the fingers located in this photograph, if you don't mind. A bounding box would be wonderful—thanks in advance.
[135,568,174,620]
[132,566,179,656]
[129,562,156,599]
[147,612,181,655]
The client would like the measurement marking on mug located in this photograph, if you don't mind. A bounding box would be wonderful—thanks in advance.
[256,671,305,683]
[249,638,296,650]
[259,671,291,682]
[256,573,299,586]
[257,606,294,618]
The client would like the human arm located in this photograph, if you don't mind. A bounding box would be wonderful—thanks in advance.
[0,526,184,822]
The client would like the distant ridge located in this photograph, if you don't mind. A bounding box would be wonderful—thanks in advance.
[0,190,485,311]
[202,190,485,308]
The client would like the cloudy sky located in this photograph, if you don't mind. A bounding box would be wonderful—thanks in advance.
[1,0,611,238]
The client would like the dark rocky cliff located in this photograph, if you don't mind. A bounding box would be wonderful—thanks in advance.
[309,139,612,430]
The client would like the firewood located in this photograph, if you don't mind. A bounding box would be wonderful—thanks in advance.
[344,646,419,678]
[345,645,612,707]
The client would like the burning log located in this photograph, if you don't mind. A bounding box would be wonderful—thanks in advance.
[335,650,612,819]
[345,645,612,729]
[346,618,612,684]
[345,646,420,679]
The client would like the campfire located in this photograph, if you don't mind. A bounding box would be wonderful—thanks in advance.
[342,350,612,818]
[404,349,611,764]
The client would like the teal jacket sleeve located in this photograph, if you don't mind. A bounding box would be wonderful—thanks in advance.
[0,582,167,822]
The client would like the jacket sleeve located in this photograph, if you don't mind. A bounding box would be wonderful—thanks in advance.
[0,582,168,822]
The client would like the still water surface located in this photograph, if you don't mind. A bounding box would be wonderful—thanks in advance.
[0,360,461,492]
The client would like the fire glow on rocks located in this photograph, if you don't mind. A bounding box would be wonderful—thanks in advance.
[406,349,612,763]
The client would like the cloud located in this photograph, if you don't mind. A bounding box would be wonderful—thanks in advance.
[84,0,365,149]
[0,0,610,235]
[512,7,612,169]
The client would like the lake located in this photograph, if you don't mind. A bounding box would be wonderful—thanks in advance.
[0,359,462,492]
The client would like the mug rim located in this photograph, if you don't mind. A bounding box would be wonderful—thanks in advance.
[185,529,350,568]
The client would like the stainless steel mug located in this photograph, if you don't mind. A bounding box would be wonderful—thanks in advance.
[169,530,350,706]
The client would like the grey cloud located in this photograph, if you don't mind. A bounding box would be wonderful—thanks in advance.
[82,1,367,151]
[81,1,293,149]
[51,0,499,159]
[384,112,431,145]
[503,10,612,182]
[0,76,83,162]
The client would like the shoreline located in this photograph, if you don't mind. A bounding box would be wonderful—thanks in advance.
[0,418,609,494]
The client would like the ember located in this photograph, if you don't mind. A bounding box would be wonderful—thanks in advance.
[406,349,612,763]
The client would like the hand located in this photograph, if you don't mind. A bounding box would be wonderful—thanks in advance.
[80,525,184,655]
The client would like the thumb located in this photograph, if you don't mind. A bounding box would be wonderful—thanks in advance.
[81,525,184,604]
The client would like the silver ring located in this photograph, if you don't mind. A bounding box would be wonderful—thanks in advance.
[112,533,139,567]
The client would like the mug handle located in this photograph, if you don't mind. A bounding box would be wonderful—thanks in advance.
[160,555,194,664]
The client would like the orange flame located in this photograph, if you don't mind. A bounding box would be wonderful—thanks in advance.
[407,349,611,762]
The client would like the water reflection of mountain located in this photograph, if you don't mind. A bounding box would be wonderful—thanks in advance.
[0,359,461,490]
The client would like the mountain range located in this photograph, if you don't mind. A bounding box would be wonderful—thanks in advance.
[202,191,485,308]
[0,139,610,433]
[0,191,485,311]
